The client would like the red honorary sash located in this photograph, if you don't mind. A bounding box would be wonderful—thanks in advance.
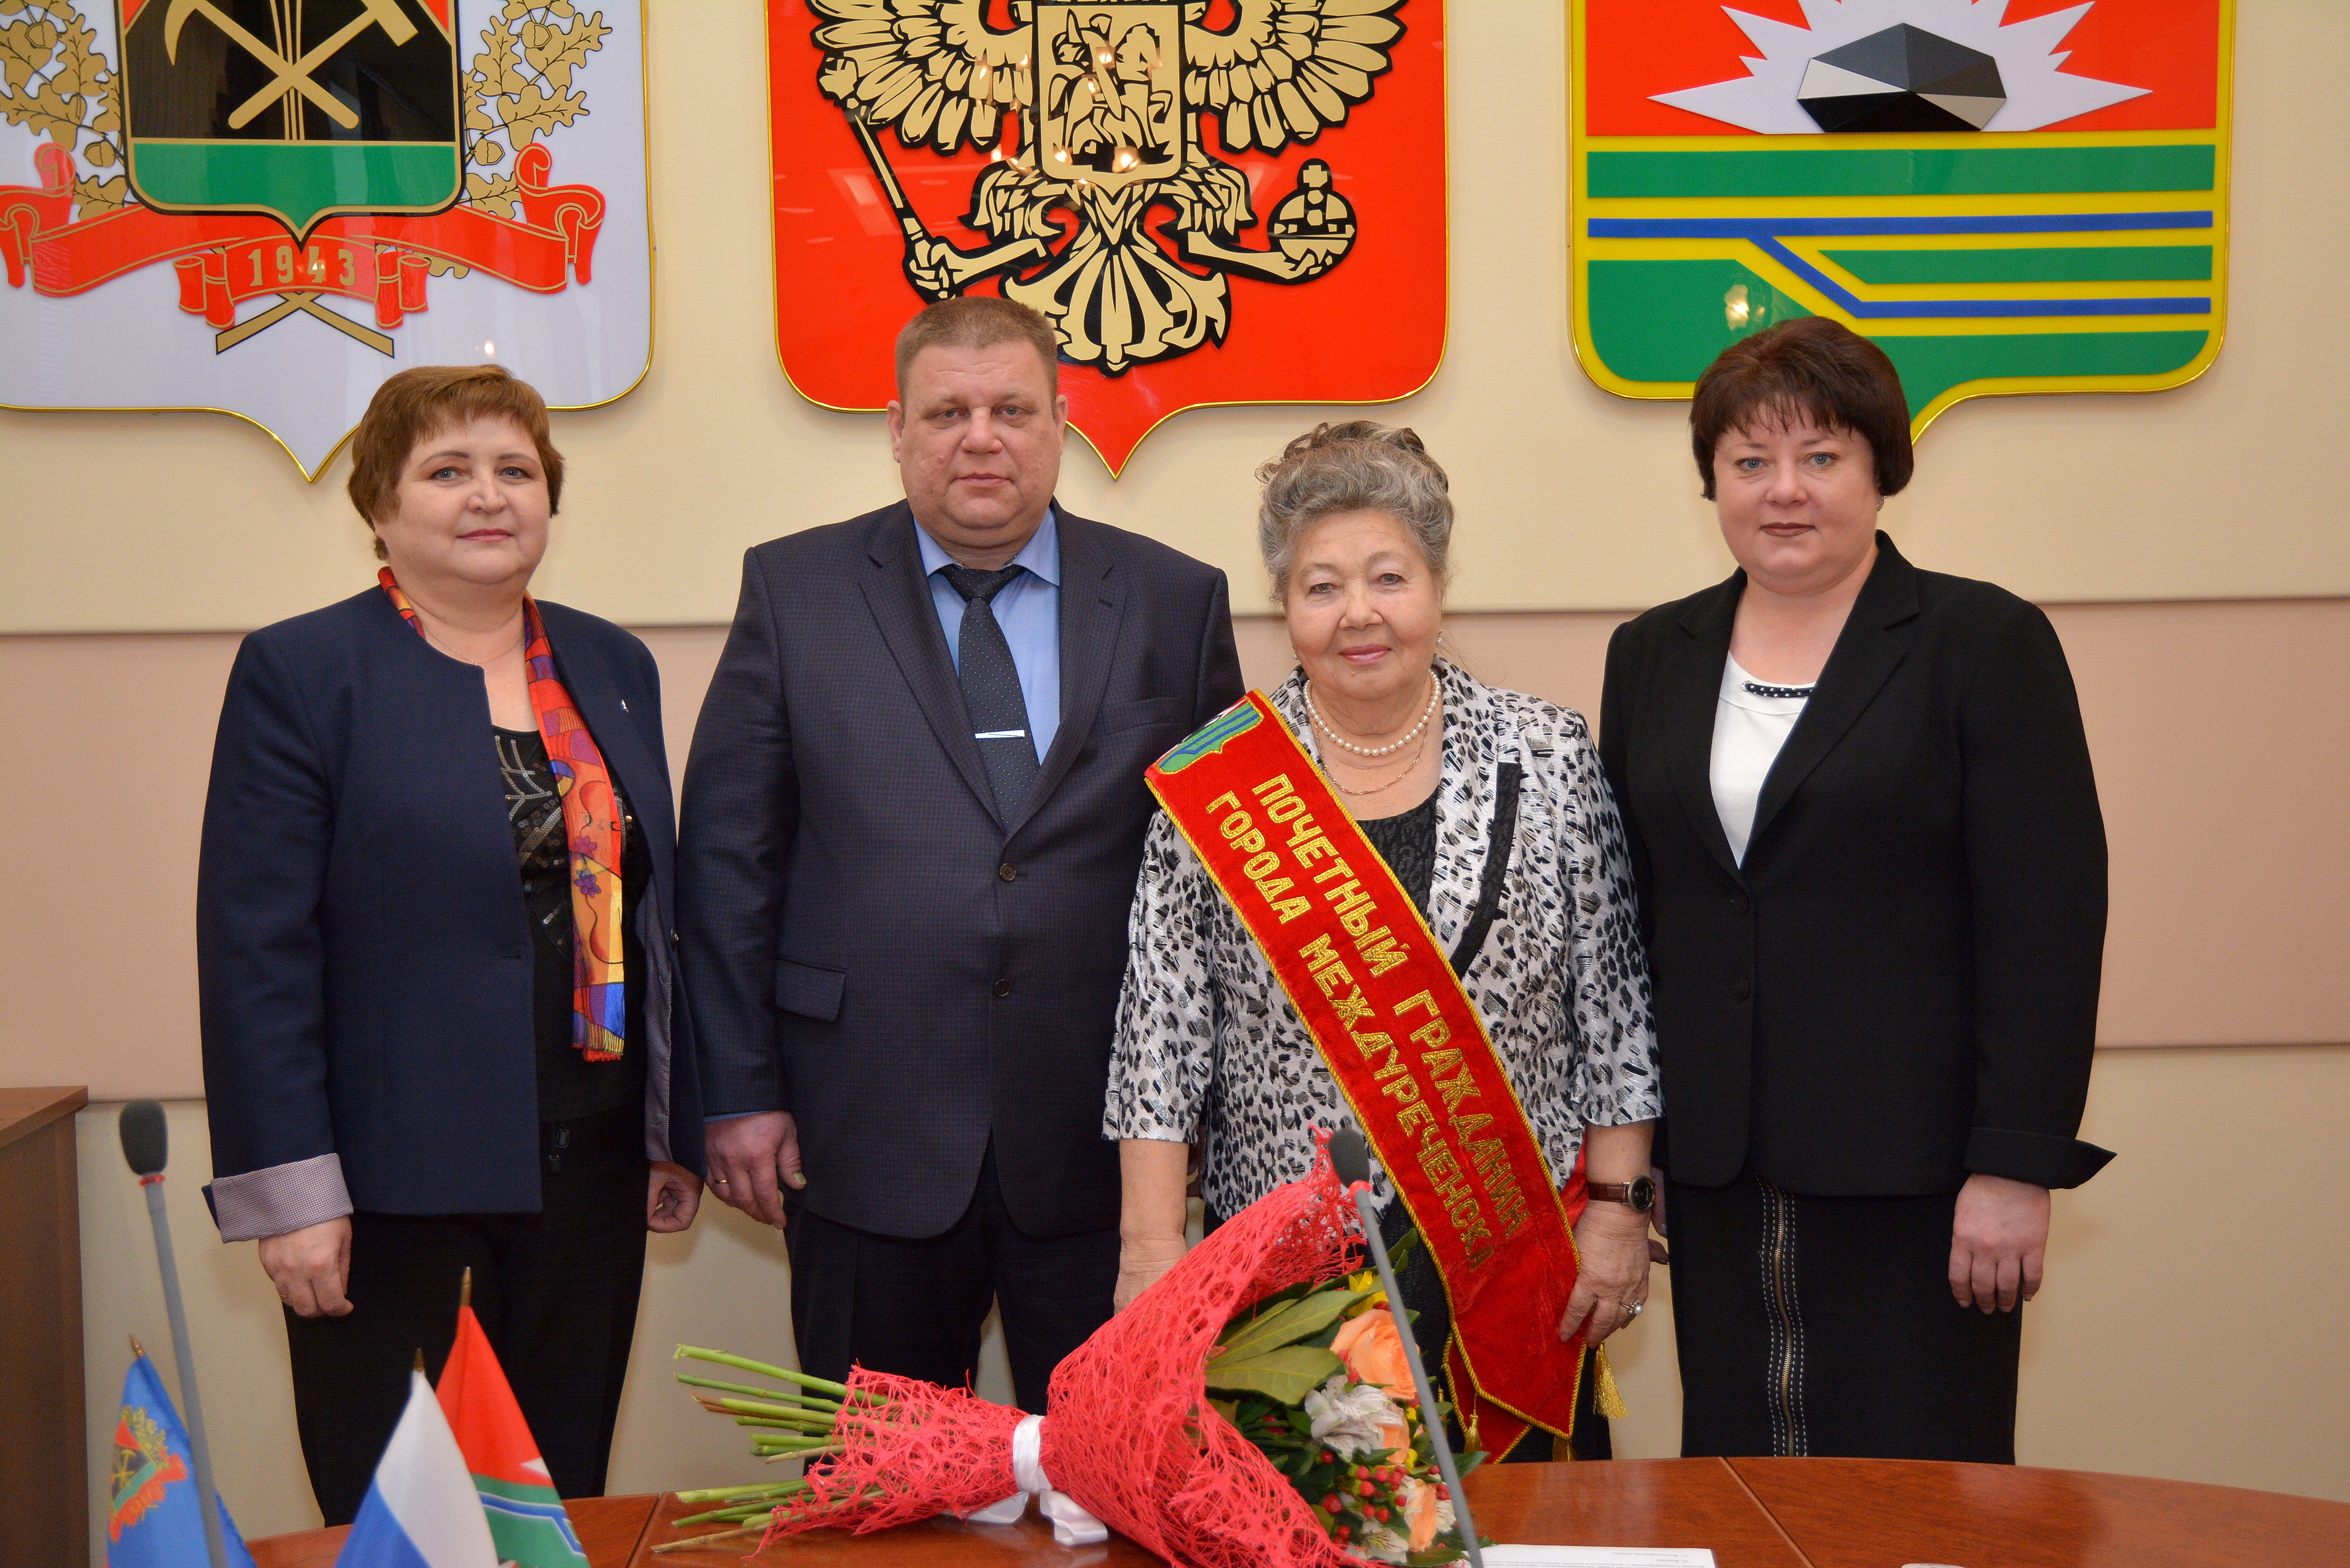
[1147,691,1588,1455]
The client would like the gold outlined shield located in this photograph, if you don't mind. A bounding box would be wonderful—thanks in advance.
[118,0,462,238]
[1569,0,2234,435]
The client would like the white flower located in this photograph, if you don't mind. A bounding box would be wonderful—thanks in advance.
[1353,1523,1411,1564]
[1301,1374,1400,1459]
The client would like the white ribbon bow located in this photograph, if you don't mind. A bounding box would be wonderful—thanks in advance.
[963,1414,1108,1546]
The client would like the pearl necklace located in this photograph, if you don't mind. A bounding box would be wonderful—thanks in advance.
[1305,674,1439,757]
[1333,733,1429,798]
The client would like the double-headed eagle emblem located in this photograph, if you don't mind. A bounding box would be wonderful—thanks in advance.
[810,0,1407,374]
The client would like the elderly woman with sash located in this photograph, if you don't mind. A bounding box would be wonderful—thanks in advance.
[1105,422,1661,1460]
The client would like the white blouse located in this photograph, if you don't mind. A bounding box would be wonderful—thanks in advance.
[1711,653,1812,867]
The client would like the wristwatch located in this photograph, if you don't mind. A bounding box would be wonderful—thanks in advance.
[1587,1176,1656,1214]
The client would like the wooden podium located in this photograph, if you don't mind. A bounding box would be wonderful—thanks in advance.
[0,1086,89,1568]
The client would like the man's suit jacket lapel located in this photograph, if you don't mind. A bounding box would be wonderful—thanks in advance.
[1749,532,1919,845]
[856,504,1003,825]
[1008,508,1125,840]
[1668,577,1745,884]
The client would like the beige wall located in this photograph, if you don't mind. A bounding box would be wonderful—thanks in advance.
[9,600,2341,1104]
[4,0,2347,635]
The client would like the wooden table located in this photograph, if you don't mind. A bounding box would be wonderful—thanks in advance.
[1,1085,89,1568]
[250,1458,2350,1567]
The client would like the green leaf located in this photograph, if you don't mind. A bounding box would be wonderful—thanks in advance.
[1207,1398,1238,1427]
[1215,1287,1370,1363]
[1386,1224,1425,1274]
[1229,1279,1317,1319]
[1202,1343,1344,1404]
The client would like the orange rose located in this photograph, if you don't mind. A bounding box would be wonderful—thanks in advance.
[1331,1307,1413,1392]
[1401,1478,1440,1552]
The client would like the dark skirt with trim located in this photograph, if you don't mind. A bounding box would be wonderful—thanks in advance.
[1666,1168,2021,1463]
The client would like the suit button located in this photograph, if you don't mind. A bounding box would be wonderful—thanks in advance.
[999,863,1018,882]
[1733,978,1753,1002]
[1731,892,1752,915]
[993,979,1012,998]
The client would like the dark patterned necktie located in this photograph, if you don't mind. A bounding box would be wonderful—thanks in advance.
[941,564,1040,818]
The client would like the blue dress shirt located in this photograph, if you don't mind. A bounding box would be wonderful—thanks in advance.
[916,510,1062,763]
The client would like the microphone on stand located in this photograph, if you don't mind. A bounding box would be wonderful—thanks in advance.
[120,1100,231,1568]
[1329,1128,1486,1568]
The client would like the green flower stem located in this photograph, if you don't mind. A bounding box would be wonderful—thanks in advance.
[650,1517,775,1555]
[707,1397,839,1426]
[672,1481,809,1505]
[675,1345,851,1400]
[672,1503,781,1527]
[674,1373,842,1410]
[714,1401,846,1429]
[757,1444,843,1463]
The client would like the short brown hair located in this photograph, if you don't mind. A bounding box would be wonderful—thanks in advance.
[1257,421,1453,600]
[893,296,1060,397]
[347,365,565,556]
[1689,318,1913,500]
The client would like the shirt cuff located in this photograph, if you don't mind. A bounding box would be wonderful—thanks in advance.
[1965,1126,2116,1190]
[204,1153,353,1242]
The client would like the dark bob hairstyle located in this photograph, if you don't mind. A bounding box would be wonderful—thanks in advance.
[1689,318,1913,500]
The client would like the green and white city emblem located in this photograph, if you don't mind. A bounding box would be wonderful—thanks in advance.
[117,0,462,238]
[1571,0,2234,434]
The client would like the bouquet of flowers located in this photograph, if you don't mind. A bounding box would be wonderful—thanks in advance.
[662,1137,1487,1565]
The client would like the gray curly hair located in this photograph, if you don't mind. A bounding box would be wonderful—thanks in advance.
[1257,421,1453,599]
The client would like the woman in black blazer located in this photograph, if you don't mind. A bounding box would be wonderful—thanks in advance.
[1598,319,2111,1462]
[197,365,704,1523]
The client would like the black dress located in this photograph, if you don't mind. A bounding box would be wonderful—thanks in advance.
[282,727,653,1521]
[1597,537,2111,1463]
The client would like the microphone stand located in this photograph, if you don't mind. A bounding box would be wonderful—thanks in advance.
[123,1102,230,1568]
[1331,1130,1485,1568]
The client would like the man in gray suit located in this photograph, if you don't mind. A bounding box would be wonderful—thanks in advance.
[680,297,1243,1409]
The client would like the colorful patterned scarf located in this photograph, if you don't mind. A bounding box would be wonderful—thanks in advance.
[381,568,626,1060]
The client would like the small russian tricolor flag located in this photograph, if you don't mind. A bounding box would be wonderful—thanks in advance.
[334,1369,498,1568]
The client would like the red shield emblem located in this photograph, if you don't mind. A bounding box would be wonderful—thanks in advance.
[766,0,1447,473]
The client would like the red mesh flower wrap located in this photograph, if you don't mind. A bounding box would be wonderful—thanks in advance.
[763,1137,1378,1565]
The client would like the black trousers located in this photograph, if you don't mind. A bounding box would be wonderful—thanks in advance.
[1667,1167,2022,1463]
[786,1143,1118,1414]
[283,1105,647,1525]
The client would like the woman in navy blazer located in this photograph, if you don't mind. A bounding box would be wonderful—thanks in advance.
[1599,321,2111,1463]
[198,366,704,1523]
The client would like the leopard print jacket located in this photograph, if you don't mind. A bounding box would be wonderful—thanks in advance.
[1104,661,1661,1220]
